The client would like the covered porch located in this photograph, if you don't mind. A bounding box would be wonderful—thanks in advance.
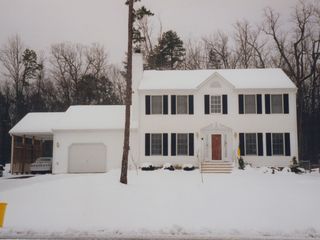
[9,112,64,174]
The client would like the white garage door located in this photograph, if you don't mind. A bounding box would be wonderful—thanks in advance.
[68,143,107,173]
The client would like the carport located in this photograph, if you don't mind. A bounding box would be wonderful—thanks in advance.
[9,113,64,174]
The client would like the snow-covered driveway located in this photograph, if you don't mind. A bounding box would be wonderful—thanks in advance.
[0,169,320,239]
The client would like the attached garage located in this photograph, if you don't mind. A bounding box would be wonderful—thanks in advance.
[52,105,138,174]
[68,143,107,173]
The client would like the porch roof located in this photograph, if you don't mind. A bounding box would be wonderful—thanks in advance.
[9,112,64,139]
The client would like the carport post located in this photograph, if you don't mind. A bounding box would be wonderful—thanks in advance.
[10,135,14,174]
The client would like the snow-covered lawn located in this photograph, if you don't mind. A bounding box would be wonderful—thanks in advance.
[0,167,320,239]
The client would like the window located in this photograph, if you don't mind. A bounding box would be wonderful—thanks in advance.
[210,95,222,113]
[272,133,284,155]
[151,134,162,155]
[244,95,256,113]
[151,96,162,114]
[271,94,283,113]
[177,134,188,155]
[177,95,188,114]
[245,133,257,155]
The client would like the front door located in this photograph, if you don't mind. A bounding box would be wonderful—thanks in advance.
[211,134,222,160]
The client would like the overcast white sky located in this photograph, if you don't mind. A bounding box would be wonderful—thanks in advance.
[0,0,301,64]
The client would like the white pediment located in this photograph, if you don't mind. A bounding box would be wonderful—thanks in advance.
[200,122,233,133]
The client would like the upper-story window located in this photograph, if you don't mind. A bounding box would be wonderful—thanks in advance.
[265,94,289,114]
[244,95,256,114]
[171,95,194,115]
[210,95,222,113]
[145,95,168,115]
[238,94,262,114]
[177,96,188,114]
[271,94,283,113]
[205,95,228,114]
[151,96,163,114]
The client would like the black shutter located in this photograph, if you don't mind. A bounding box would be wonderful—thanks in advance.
[239,133,245,156]
[283,94,289,114]
[145,95,151,115]
[265,94,270,114]
[257,94,262,114]
[163,133,168,156]
[188,95,194,115]
[239,95,244,114]
[257,133,263,156]
[145,133,150,156]
[285,133,291,156]
[222,95,228,114]
[163,95,168,114]
[171,133,176,156]
[188,133,194,156]
[266,133,272,156]
[171,95,176,114]
[204,95,210,114]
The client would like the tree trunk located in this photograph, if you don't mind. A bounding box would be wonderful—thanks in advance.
[120,0,134,184]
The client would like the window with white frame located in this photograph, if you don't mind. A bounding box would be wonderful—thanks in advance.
[271,94,283,113]
[245,133,257,155]
[272,133,284,155]
[151,96,163,114]
[177,95,188,114]
[210,95,222,113]
[244,95,256,114]
[177,133,188,155]
[151,133,162,155]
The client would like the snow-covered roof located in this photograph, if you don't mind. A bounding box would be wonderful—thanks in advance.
[139,68,297,90]
[53,105,138,131]
[9,112,64,139]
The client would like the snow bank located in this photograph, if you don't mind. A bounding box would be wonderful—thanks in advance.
[0,169,320,238]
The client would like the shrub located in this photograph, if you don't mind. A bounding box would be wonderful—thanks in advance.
[238,157,245,170]
[163,163,175,171]
[141,163,155,171]
[183,164,195,171]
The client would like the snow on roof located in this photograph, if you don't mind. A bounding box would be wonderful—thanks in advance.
[9,112,64,137]
[139,68,297,90]
[53,105,137,131]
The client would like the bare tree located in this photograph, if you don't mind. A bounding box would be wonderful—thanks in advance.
[263,1,320,159]
[50,42,109,107]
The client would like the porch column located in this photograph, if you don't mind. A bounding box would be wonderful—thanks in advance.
[10,135,15,174]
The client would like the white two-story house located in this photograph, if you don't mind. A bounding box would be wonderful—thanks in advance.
[9,53,298,174]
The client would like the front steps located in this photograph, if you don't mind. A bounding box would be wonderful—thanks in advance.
[200,161,233,174]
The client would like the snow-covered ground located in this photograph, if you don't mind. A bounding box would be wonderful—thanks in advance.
[0,166,320,239]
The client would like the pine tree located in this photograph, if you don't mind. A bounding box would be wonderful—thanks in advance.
[148,30,186,70]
